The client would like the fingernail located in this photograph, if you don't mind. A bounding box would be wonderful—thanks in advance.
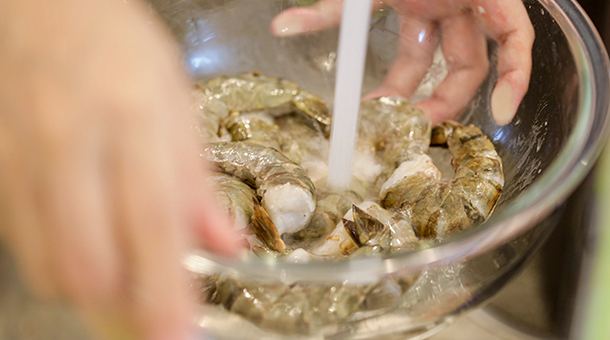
[271,14,305,37]
[491,81,515,125]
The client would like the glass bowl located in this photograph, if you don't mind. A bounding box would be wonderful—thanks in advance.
[150,0,610,338]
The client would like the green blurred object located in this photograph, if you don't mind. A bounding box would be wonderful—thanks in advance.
[580,145,610,340]
[296,0,317,6]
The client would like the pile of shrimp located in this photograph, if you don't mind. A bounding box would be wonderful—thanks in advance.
[196,71,504,259]
[194,71,504,333]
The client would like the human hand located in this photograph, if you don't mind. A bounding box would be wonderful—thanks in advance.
[271,0,534,125]
[0,0,239,339]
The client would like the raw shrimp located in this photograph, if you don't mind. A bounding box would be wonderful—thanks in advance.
[209,172,257,231]
[283,191,354,250]
[203,142,316,235]
[277,113,373,200]
[211,173,291,252]
[309,220,359,257]
[359,96,431,167]
[200,71,331,131]
[356,96,431,199]
[252,246,330,264]
[343,204,419,253]
[193,75,506,335]
[204,275,365,334]
[223,111,285,151]
[192,85,230,143]
[380,153,442,210]
[202,274,411,334]
[310,201,419,257]
[276,113,329,167]
[386,121,504,239]
[251,198,287,253]
[247,188,354,258]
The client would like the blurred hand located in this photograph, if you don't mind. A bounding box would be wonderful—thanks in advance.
[0,0,239,339]
[271,0,535,125]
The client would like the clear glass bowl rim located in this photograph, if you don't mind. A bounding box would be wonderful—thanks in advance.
[185,0,610,283]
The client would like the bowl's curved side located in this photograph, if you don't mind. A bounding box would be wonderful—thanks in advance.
[148,0,610,338]
[176,0,610,282]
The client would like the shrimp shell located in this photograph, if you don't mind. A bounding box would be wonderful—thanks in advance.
[209,172,256,231]
[201,71,331,130]
[203,142,316,235]
[359,96,431,167]
[406,121,504,239]
[223,111,284,151]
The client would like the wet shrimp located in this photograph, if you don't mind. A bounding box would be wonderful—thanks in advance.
[276,113,371,201]
[203,142,316,235]
[201,274,412,334]
[308,203,364,258]
[356,96,431,199]
[200,71,331,131]
[209,172,257,232]
[359,96,431,167]
[192,86,230,143]
[309,201,419,257]
[247,189,353,259]
[283,191,354,250]
[193,74,506,334]
[385,121,504,239]
[193,71,330,143]
[275,113,329,172]
[210,172,292,253]
[343,203,420,254]
[223,111,285,151]
[250,198,288,253]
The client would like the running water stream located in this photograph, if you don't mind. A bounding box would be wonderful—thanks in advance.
[326,0,374,190]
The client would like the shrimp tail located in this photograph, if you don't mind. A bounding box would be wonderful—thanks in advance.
[343,205,391,249]
[251,197,286,253]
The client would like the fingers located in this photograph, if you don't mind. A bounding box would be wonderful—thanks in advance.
[110,105,193,340]
[0,161,56,299]
[415,12,489,124]
[271,0,533,126]
[271,0,386,37]
[364,15,439,100]
[0,76,121,305]
[41,137,121,307]
[186,165,244,256]
[28,83,122,306]
[473,0,534,125]
[0,71,59,300]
